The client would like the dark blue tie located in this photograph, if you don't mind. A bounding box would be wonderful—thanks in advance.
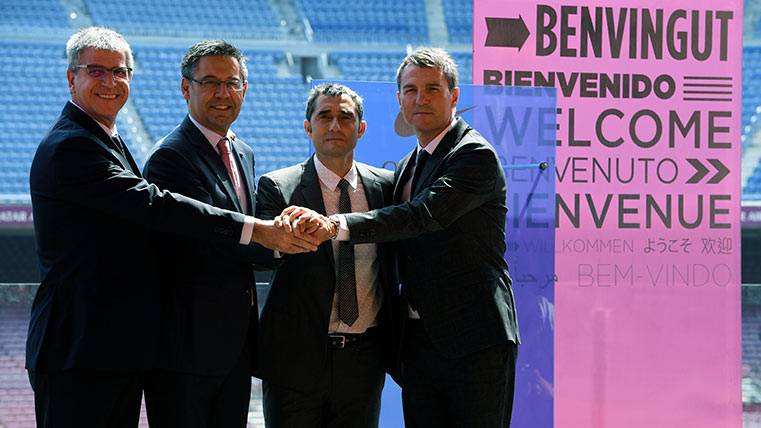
[410,148,430,195]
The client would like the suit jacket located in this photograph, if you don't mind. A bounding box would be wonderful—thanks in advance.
[142,115,275,376]
[27,102,247,373]
[255,156,401,391]
[344,118,519,359]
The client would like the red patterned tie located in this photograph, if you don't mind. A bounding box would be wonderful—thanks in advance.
[217,137,247,213]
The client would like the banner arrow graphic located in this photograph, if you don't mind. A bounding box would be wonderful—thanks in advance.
[485,16,530,50]
[707,158,730,184]
[686,159,709,184]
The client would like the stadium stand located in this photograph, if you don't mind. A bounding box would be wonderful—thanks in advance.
[296,0,429,44]
[748,42,761,198]
[84,0,283,39]
[452,52,473,84]
[744,47,761,143]
[443,0,472,45]
[0,42,69,196]
[1,0,760,427]
[750,168,761,195]
[330,50,472,84]
[0,0,70,30]
[331,51,408,82]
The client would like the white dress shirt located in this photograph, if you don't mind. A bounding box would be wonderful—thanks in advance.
[314,156,383,334]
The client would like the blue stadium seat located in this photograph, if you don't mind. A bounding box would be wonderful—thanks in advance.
[331,51,473,85]
[296,0,429,44]
[0,0,70,29]
[0,41,69,197]
[443,0,472,45]
[84,0,283,40]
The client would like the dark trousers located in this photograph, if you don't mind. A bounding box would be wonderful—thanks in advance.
[401,319,518,428]
[262,334,385,428]
[144,346,252,428]
[28,369,143,428]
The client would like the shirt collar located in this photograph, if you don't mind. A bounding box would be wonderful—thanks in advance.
[313,155,358,191]
[70,101,118,137]
[188,114,235,153]
[417,117,455,156]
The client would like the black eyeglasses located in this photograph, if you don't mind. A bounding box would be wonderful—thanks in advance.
[187,77,245,93]
[72,64,133,81]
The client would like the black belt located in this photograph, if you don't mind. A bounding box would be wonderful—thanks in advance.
[328,327,379,349]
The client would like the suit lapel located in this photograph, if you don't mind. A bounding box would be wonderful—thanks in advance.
[64,102,137,174]
[183,116,243,213]
[357,163,383,210]
[393,151,415,203]
[116,135,141,176]
[298,156,335,266]
[412,118,470,196]
[106,137,136,175]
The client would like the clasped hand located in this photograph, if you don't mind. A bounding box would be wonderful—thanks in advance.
[275,206,335,243]
[251,206,333,254]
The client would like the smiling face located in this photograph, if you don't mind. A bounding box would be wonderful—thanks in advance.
[182,55,247,135]
[305,94,366,161]
[397,65,459,146]
[67,48,130,128]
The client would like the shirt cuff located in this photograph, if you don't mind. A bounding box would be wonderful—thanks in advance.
[239,216,255,244]
[335,214,350,241]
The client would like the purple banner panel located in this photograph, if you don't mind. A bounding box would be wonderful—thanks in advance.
[0,205,33,228]
[475,1,742,427]
[319,80,557,427]
[469,85,557,428]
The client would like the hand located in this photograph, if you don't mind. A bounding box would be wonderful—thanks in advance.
[300,214,334,242]
[250,219,320,254]
[276,206,336,243]
[277,205,318,232]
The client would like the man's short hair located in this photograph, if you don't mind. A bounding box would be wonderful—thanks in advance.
[66,27,134,70]
[304,83,364,123]
[396,47,458,91]
[181,40,248,81]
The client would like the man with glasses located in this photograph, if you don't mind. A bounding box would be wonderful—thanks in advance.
[27,28,319,428]
[141,40,267,427]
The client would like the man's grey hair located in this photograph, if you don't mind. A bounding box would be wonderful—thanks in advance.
[66,27,134,70]
[305,83,364,123]
[181,40,248,81]
[396,47,458,91]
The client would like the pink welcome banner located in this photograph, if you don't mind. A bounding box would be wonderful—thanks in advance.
[474,1,742,427]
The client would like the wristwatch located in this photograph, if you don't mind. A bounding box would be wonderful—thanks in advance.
[328,215,340,240]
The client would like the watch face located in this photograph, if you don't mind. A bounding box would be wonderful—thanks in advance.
[329,216,340,239]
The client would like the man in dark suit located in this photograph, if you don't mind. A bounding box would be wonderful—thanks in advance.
[141,40,271,427]
[284,48,519,427]
[256,83,401,428]
[26,28,318,428]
